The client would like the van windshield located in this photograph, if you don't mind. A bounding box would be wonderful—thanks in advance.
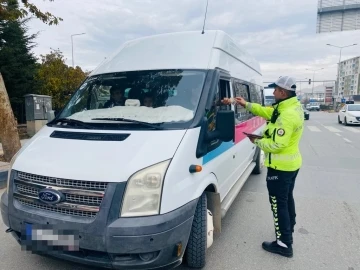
[57,69,206,129]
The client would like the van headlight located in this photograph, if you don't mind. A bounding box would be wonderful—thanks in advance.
[6,152,19,194]
[120,159,171,217]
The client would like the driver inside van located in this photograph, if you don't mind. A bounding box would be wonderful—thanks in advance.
[103,85,125,108]
[143,92,154,108]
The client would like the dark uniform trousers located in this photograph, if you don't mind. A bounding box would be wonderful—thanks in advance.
[266,167,299,246]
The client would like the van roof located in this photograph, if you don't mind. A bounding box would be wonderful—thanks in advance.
[89,30,262,80]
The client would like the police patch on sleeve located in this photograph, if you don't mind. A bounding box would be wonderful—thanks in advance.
[277,128,285,136]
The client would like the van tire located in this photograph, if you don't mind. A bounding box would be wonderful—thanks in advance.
[185,193,207,268]
[252,148,264,175]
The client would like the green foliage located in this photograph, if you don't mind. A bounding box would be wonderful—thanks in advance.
[35,49,87,110]
[0,13,39,122]
[0,0,86,116]
[0,0,62,25]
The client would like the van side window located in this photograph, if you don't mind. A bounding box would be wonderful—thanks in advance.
[260,87,265,106]
[219,79,231,111]
[249,84,262,105]
[206,79,231,152]
[206,85,219,133]
[233,81,251,123]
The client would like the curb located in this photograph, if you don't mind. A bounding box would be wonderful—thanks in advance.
[0,170,8,189]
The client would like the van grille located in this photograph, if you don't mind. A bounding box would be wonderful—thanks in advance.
[16,199,98,218]
[16,184,103,206]
[13,171,108,219]
[17,171,108,191]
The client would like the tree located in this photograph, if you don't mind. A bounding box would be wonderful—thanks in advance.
[0,16,39,123]
[35,49,87,111]
[0,73,21,161]
[0,0,59,162]
[0,0,62,25]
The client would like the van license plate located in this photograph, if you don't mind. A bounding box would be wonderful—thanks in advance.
[21,223,80,252]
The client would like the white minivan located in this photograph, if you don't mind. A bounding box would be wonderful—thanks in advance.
[1,30,267,269]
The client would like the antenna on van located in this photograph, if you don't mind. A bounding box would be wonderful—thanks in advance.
[201,0,209,34]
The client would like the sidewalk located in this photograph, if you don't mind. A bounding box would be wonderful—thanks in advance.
[0,139,30,189]
[0,161,9,171]
[0,139,30,172]
[0,139,29,157]
[0,162,9,189]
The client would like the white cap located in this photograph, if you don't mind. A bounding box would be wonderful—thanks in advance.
[268,76,297,91]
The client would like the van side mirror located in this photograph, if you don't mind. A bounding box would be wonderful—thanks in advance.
[207,110,235,142]
[216,110,235,142]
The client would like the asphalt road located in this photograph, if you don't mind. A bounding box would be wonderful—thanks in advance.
[1,111,360,270]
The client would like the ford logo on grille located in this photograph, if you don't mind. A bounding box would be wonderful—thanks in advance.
[38,189,64,204]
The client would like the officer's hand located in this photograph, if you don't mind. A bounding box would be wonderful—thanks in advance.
[248,136,257,143]
[235,97,246,107]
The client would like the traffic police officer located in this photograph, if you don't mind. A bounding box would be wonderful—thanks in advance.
[232,76,304,258]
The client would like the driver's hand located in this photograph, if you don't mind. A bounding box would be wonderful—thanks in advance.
[221,98,233,105]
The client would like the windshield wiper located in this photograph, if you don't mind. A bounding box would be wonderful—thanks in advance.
[91,118,165,130]
[48,118,95,129]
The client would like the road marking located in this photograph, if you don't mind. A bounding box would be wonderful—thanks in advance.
[307,126,321,132]
[335,133,341,136]
[343,138,352,143]
[315,120,326,127]
[324,126,342,133]
[342,127,360,133]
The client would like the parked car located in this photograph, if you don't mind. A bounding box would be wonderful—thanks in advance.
[338,103,360,125]
[302,105,310,120]
[308,104,320,111]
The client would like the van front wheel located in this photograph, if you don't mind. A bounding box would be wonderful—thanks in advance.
[185,193,207,268]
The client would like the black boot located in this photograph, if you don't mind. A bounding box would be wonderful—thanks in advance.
[262,241,293,258]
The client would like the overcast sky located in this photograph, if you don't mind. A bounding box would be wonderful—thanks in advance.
[26,0,360,87]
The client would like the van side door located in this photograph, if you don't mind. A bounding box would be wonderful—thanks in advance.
[203,77,237,200]
[231,80,254,179]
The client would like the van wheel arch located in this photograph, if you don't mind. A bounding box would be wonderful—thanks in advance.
[204,184,216,193]
[252,147,264,175]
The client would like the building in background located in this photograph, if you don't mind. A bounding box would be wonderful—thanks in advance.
[338,56,360,99]
[317,0,360,33]
[300,83,335,105]
[263,87,275,106]
[325,84,335,104]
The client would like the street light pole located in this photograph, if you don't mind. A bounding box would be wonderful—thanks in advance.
[71,33,86,68]
[326,43,357,99]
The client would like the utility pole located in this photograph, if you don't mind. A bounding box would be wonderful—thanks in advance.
[71,33,86,68]
[298,78,308,92]
[306,68,324,102]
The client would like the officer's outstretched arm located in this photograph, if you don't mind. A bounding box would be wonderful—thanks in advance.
[245,102,274,120]
[253,114,293,153]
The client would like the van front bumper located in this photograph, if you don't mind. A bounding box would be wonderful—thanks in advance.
[1,184,198,270]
